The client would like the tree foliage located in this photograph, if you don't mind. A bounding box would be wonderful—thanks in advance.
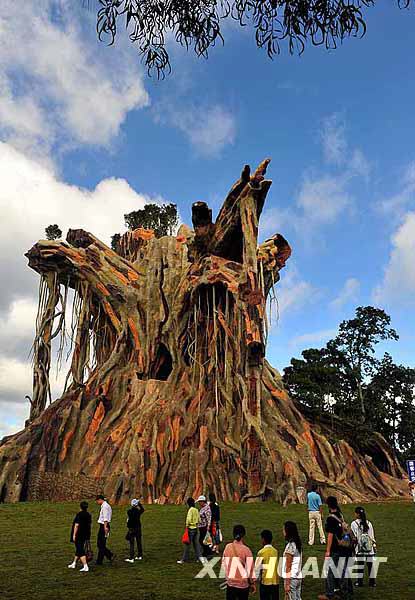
[124,203,178,236]
[367,353,415,459]
[111,203,179,252]
[327,306,399,418]
[95,0,412,77]
[45,224,62,240]
[283,306,415,462]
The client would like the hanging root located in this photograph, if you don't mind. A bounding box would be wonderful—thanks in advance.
[30,272,61,422]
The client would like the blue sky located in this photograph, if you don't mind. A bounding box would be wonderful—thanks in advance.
[0,1,414,435]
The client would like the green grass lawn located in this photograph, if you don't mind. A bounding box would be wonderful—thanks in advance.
[0,500,414,600]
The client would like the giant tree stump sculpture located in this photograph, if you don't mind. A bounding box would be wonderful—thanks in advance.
[0,160,406,504]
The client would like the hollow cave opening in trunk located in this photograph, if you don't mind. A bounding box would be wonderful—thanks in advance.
[183,281,236,369]
[149,343,173,381]
[369,447,392,475]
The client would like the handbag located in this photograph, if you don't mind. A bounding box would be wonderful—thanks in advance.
[182,528,190,545]
[203,531,213,546]
[126,529,134,542]
[85,540,94,563]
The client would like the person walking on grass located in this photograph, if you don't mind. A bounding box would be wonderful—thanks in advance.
[68,501,92,573]
[209,492,221,554]
[351,507,377,588]
[256,529,279,600]
[197,494,212,557]
[222,524,256,600]
[318,496,353,600]
[282,521,302,600]
[96,494,115,565]
[177,497,206,565]
[307,484,326,546]
[125,498,145,564]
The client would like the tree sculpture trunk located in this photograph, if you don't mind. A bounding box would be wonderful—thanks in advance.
[0,160,407,504]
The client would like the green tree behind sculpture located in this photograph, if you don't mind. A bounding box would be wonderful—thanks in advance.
[45,224,62,240]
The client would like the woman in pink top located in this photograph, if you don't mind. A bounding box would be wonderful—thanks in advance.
[222,524,256,600]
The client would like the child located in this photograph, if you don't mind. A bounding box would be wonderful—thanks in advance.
[256,529,279,600]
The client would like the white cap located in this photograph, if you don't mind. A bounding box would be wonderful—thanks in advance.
[197,495,206,502]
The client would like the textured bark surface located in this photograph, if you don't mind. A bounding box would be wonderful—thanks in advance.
[0,160,407,504]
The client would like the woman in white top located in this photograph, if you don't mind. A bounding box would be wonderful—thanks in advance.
[351,507,376,588]
[282,521,302,600]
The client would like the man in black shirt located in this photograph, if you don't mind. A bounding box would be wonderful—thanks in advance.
[68,501,92,573]
[318,496,353,600]
[125,498,145,563]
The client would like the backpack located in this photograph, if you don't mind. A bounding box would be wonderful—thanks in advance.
[357,523,374,555]
[332,514,357,551]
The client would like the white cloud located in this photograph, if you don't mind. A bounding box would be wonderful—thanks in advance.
[321,114,347,165]
[378,161,415,214]
[0,0,149,166]
[271,264,318,321]
[0,141,160,308]
[290,328,337,349]
[297,175,351,226]
[330,277,360,310]
[0,401,29,439]
[158,103,236,157]
[374,211,415,306]
[0,298,37,343]
[262,114,370,238]
[0,357,32,404]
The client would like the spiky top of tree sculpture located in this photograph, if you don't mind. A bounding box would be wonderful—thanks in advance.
[0,160,407,504]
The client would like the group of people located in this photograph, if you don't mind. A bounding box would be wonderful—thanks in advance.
[212,486,377,600]
[67,487,378,600]
[68,494,144,572]
[177,493,221,565]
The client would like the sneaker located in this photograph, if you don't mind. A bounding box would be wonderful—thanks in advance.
[125,559,135,563]
[79,566,89,572]
[135,556,143,561]
[308,542,314,546]
[177,560,184,564]
[68,563,76,569]
[199,557,208,564]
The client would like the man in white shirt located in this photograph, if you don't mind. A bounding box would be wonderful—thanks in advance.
[96,494,115,565]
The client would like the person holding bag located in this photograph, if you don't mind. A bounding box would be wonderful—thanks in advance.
[351,507,377,587]
[222,524,256,599]
[125,498,145,563]
[68,501,92,573]
[197,494,212,557]
[209,492,222,554]
[177,497,206,564]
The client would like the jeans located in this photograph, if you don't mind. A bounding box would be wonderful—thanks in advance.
[259,583,279,600]
[199,526,211,557]
[308,511,326,544]
[354,556,376,586]
[326,555,353,599]
[96,524,113,564]
[226,586,250,600]
[182,527,202,561]
[128,526,143,559]
[285,578,302,600]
